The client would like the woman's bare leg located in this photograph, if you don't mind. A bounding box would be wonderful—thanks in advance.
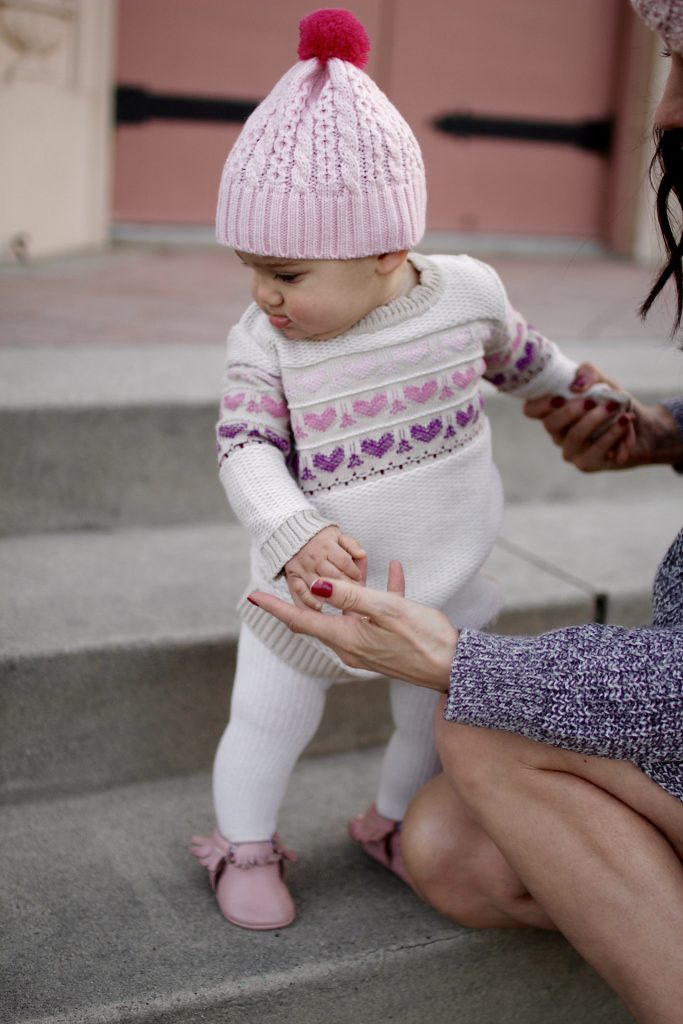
[402,710,683,1024]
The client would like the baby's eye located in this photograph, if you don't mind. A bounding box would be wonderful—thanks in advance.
[274,273,300,283]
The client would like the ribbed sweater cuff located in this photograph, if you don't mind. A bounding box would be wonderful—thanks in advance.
[261,509,335,578]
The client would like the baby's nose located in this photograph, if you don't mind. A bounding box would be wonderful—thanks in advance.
[254,277,283,307]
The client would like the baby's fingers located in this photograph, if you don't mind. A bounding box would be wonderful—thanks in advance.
[338,533,366,560]
[287,575,322,611]
[326,545,364,581]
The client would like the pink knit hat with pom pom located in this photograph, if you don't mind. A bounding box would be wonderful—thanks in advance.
[216,8,426,259]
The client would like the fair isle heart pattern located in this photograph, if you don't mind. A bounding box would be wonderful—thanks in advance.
[261,395,288,418]
[295,403,482,494]
[353,394,388,417]
[304,408,337,431]
[223,392,245,410]
[404,379,437,403]
[361,432,394,458]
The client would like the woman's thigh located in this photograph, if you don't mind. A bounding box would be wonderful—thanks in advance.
[434,715,683,859]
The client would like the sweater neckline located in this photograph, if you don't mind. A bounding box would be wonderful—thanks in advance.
[346,252,444,335]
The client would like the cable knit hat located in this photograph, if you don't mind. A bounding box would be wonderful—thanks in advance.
[216,8,426,259]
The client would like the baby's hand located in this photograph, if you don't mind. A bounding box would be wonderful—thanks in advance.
[285,526,366,610]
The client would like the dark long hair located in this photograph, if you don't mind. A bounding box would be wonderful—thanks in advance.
[640,127,683,332]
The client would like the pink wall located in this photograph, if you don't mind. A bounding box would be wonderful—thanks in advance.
[114,0,626,241]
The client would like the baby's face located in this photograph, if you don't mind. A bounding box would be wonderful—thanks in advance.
[236,252,390,341]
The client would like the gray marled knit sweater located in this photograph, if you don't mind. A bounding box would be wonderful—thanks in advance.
[446,398,683,802]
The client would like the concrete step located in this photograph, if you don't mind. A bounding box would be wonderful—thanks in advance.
[2,498,678,803]
[0,747,632,1024]
[1,340,681,535]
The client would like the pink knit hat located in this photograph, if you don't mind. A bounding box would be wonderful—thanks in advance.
[216,9,426,259]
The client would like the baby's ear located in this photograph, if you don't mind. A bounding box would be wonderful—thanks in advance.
[376,250,409,275]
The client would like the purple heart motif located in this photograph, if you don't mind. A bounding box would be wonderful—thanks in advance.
[313,447,345,473]
[348,452,364,468]
[300,466,316,481]
[410,418,442,443]
[396,438,412,453]
[456,405,475,427]
[360,432,394,458]
[444,424,456,439]
[219,422,247,439]
[515,340,535,372]
[264,428,289,453]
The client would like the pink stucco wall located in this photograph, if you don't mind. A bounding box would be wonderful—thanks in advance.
[114,0,626,240]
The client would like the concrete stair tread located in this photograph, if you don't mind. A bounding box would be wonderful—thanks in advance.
[0,747,628,1024]
[2,498,678,660]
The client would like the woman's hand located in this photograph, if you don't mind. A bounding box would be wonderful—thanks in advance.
[523,361,639,471]
[250,561,457,691]
[524,361,683,471]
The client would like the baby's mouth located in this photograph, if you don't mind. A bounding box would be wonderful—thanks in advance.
[268,314,292,329]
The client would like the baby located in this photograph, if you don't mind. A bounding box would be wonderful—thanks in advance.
[191,8,586,930]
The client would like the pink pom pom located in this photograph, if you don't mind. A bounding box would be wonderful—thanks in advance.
[298,9,370,69]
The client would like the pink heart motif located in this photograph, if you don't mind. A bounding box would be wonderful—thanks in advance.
[303,408,336,432]
[404,380,437,404]
[452,367,476,389]
[313,447,345,473]
[218,422,247,439]
[343,354,380,378]
[396,438,412,453]
[353,394,388,417]
[348,453,364,468]
[360,432,394,458]
[390,399,407,414]
[410,418,442,443]
[396,339,429,365]
[511,322,524,350]
[340,412,357,428]
[439,385,454,400]
[297,369,328,391]
[293,425,309,440]
[456,404,475,427]
[223,392,245,411]
[261,395,288,418]
[246,400,261,413]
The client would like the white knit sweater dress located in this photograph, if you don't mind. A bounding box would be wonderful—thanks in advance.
[217,252,578,677]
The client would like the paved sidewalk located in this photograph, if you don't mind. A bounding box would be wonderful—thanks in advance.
[0,240,676,348]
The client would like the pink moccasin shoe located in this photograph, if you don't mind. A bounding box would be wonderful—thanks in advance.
[348,802,414,889]
[189,828,297,930]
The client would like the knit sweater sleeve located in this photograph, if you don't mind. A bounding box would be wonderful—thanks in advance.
[474,262,578,399]
[631,0,683,53]
[445,624,683,762]
[216,310,333,577]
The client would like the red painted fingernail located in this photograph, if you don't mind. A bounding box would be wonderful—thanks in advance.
[583,398,597,411]
[311,580,333,598]
[605,401,619,413]
[618,414,629,426]
[247,595,260,606]
[550,396,565,408]
[572,374,588,390]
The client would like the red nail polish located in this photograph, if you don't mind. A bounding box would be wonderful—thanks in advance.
[618,414,629,426]
[550,396,566,409]
[573,374,588,390]
[310,580,333,598]
[247,595,260,606]
[583,398,597,411]
[606,401,619,413]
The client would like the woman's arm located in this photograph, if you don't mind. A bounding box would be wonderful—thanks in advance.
[252,564,683,763]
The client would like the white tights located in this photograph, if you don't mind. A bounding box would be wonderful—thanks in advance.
[213,626,441,841]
